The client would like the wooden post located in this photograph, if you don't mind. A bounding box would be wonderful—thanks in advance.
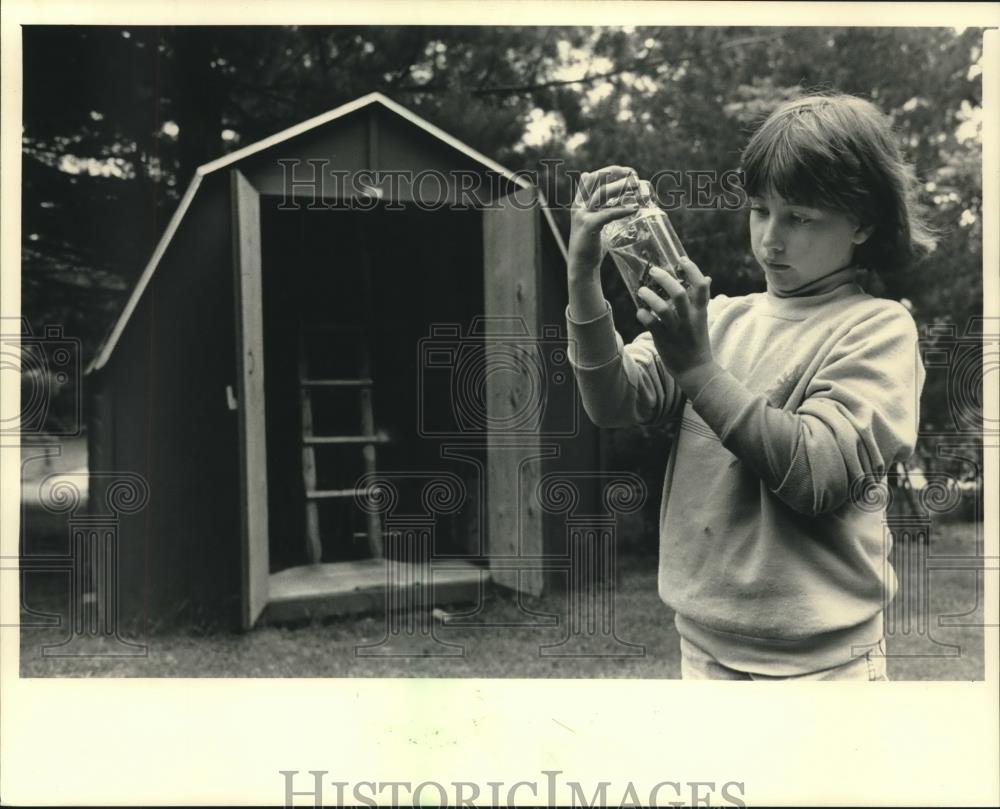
[231,169,270,629]
[482,186,546,596]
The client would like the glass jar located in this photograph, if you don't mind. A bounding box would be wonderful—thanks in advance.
[601,199,688,311]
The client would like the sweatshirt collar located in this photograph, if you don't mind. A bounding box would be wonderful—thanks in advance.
[767,263,863,298]
[762,264,867,316]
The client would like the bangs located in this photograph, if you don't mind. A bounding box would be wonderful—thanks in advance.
[739,103,870,214]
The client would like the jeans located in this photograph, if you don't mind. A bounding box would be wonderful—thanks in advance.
[680,636,890,681]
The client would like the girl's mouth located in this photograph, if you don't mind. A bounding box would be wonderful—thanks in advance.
[764,260,791,271]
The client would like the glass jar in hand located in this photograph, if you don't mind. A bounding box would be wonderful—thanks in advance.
[600,185,688,312]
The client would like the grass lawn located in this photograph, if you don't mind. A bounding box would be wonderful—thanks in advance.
[17,517,986,679]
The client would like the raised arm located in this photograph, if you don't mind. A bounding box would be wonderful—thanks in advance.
[565,167,682,428]
[567,302,682,428]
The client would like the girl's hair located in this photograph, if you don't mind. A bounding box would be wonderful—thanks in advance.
[739,91,937,278]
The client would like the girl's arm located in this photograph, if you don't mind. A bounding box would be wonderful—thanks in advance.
[565,167,683,428]
[675,304,924,516]
[640,262,923,517]
[567,301,683,428]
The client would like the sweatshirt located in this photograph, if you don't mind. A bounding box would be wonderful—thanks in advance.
[566,265,925,675]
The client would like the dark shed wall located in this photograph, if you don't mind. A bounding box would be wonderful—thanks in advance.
[538,223,594,513]
[97,173,243,628]
[536,222,602,588]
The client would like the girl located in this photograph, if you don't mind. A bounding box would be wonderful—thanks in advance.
[565,92,934,680]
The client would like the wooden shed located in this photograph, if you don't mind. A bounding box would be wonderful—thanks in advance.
[84,92,601,630]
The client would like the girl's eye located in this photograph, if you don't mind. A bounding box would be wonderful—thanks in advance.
[791,215,812,225]
[749,206,767,215]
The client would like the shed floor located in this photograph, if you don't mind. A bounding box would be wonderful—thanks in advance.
[262,558,487,623]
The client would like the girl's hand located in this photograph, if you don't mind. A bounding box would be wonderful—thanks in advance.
[567,166,644,281]
[636,258,714,376]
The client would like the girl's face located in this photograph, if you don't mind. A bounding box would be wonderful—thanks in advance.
[748,191,874,293]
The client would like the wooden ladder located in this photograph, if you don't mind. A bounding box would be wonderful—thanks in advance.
[297,236,385,564]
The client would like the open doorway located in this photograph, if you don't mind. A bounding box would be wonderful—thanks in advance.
[259,199,487,603]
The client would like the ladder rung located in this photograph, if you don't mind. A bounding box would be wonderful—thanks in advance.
[303,435,389,445]
[300,378,373,387]
[306,487,377,500]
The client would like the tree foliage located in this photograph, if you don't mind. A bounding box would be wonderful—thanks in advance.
[22,25,985,474]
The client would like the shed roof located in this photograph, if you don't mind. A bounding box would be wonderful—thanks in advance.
[87,91,568,374]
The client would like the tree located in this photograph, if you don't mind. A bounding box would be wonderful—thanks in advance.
[22,25,985,470]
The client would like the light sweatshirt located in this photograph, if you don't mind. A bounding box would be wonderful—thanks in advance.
[566,265,925,675]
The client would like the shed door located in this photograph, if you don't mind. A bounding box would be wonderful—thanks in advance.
[231,169,270,628]
[482,186,546,596]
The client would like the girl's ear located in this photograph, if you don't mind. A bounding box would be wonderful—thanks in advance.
[853,222,875,245]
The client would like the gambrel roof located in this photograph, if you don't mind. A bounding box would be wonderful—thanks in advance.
[86,92,568,374]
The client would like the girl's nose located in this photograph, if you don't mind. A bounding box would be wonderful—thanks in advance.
[761,220,784,253]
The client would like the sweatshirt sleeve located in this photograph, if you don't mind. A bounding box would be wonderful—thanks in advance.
[565,300,683,428]
[681,302,925,516]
